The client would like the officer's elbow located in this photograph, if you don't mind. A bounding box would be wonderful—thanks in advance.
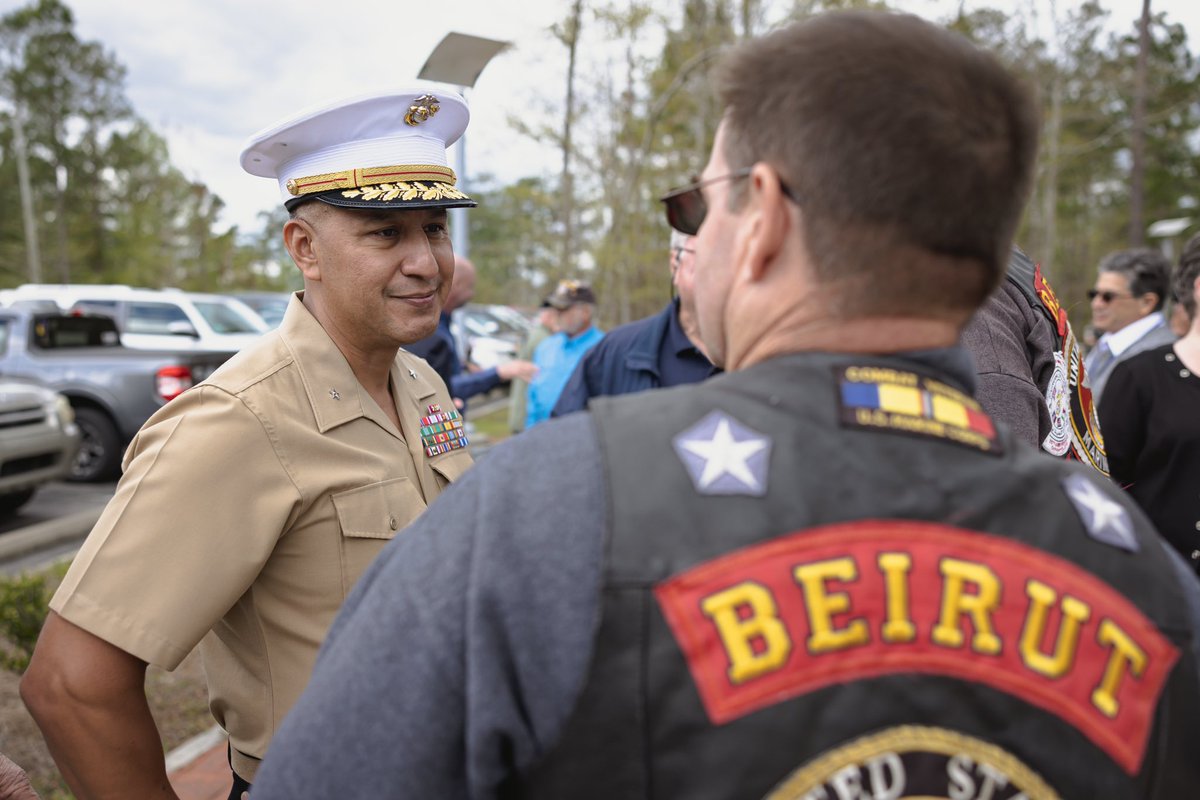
[20,649,63,727]
[21,612,131,728]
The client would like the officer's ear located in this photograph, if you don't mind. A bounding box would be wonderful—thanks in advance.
[284,212,322,281]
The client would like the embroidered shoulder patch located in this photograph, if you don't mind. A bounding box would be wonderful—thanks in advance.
[836,366,1002,455]
[1042,351,1072,457]
[672,410,772,496]
[1063,473,1138,552]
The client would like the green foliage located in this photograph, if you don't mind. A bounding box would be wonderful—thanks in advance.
[0,570,52,672]
[0,0,291,292]
[468,175,563,308]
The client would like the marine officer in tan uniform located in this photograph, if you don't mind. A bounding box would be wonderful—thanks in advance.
[21,86,477,799]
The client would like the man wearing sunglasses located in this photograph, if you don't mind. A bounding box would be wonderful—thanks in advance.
[251,11,1200,800]
[1084,247,1177,402]
[551,231,718,416]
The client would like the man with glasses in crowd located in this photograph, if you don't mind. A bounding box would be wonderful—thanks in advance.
[1084,247,1177,402]
[250,11,1200,798]
[552,230,717,416]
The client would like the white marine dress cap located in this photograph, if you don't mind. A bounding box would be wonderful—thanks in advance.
[239,86,476,212]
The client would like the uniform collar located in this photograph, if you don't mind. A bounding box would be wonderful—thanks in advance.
[277,292,432,435]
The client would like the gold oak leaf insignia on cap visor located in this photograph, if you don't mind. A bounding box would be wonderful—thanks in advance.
[341,182,468,203]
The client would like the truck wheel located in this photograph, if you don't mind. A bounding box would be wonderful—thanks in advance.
[69,407,122,483]
[0,488,36,517]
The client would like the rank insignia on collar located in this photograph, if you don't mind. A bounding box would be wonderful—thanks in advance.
[1062,473,1138,552]
[672,410,771,496]
[419,403,467,456]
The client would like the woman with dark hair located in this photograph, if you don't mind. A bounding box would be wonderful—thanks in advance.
[1099,234,1200,572]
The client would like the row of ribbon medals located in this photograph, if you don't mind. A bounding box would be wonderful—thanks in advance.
[420,403,468,457]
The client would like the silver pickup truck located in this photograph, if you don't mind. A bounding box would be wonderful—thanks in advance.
[0,309,237,482]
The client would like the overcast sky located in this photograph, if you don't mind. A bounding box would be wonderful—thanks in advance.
[10,0,1197,233]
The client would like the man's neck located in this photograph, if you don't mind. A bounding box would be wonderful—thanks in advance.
[728,316,962,371]
[676,300,707,356]
[564,325,592,341]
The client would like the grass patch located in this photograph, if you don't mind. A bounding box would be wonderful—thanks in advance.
[467,400,514,444]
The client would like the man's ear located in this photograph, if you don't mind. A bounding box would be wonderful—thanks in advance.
[283,217,321,281]
[741,163,791,283]
[1138,291,1160,316]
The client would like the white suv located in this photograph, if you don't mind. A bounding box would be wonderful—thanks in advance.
[0,285,268,352]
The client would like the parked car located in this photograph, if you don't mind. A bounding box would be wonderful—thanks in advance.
[452,303,534,370]
[233,291,292,328]
[0,309,235,481]
[0,284,268,351]
[0,380,81,517]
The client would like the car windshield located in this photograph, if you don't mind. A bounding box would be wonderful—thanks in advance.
[458,306,530,339]
[193,300,268,334]
[240,296,289,328]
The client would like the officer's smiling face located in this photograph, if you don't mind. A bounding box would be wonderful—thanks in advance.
[297,203,454,350]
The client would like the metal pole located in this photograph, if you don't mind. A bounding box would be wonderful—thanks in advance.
[452,129,468,258]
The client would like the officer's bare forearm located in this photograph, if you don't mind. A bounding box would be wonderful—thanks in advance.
[21,612,180,800]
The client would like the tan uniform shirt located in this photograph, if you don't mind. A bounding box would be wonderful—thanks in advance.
[51,294,472,780]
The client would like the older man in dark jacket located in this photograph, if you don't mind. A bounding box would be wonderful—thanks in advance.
[552,232,717,417]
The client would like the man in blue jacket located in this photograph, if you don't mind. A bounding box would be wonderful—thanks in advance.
[553,232,717,417]
[525,280,603,427]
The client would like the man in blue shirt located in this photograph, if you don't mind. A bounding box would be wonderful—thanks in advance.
[553,232,717,416]
[525,280,604,427]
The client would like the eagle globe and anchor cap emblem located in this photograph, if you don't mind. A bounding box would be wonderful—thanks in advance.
[404,94,441,126]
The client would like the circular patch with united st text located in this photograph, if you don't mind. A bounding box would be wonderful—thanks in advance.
[764,726,1060,800]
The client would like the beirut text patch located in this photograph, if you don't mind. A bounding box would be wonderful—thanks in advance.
[654,520,1178,775]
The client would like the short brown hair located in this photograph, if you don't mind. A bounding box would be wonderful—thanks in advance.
[1174,233,1200,321]
[715,11,1040,318]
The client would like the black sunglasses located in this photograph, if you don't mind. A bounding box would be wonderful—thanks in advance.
[1087,289,1135,303]
[660,168,798,235]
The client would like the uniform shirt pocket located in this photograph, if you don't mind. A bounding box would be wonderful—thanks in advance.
[430,451,473,492]
[332,477,426,592]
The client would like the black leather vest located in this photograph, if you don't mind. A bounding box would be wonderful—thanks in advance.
[1007,249,1108,474]
[511,353,1199,799]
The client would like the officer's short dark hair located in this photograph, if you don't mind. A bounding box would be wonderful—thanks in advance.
[714,11,1040,320]
[1173,234,1200,321]
[1097,248,1172,312]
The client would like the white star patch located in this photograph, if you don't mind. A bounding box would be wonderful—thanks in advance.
[673,411,772,496]
[1063,473,1138,552]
